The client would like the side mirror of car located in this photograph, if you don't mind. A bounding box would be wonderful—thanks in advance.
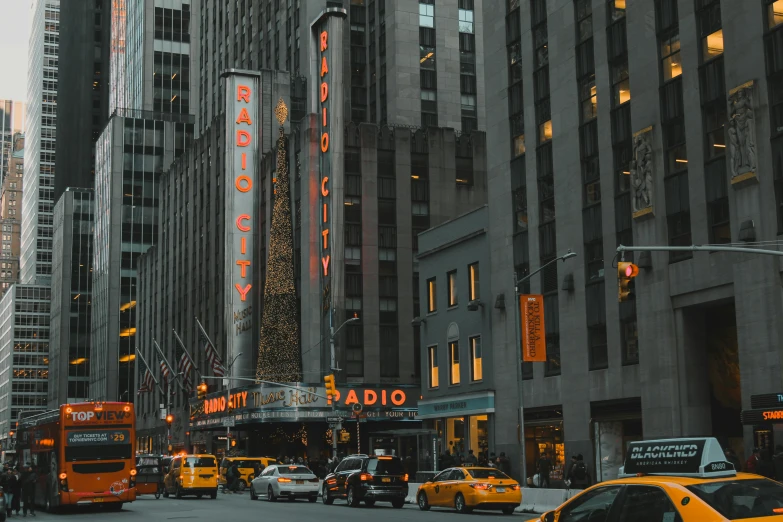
[542,511,555,522]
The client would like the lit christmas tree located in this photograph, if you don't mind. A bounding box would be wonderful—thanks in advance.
[256,98,302,383]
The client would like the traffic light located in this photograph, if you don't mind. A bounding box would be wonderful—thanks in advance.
[617,262,639,302]
[324,374,336,400]
[228,399,234,412]
[165,414,174,425]
[197,382,208,400]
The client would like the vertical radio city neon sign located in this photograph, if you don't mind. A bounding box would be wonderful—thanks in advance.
[224,70,260,377]
[319,30,331,278]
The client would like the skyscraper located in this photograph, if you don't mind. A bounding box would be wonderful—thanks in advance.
[0,101,25,182]
[0,134,24,299]
[21,0,60,283]
[54,0,111,202]
[195,0,485,133]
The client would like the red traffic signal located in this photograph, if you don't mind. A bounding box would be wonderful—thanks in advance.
[617,262,639,302]
[165,414,174,424]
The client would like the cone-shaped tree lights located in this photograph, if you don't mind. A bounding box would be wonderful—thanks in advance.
[256,98,302,383]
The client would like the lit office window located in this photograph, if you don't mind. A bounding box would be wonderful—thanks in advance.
[470,336,482,381]
[427,277,437,312]
[447,270,458,306]
[428,345,439,388]
[469,262,480,301]
[449,341,460,385]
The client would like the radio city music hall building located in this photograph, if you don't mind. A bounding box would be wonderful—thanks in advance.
[135,8,488,462]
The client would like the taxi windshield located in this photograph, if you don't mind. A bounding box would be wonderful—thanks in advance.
[687,479,783,520]
[468,469,511,479]
[185,457,216,468]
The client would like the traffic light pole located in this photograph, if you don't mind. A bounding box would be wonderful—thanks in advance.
[328,315,359,459]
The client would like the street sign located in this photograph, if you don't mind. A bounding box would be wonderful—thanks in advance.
[741,407,783,425]
[750,393,783,409]
[222,417,236,427]
[326,416,344,423]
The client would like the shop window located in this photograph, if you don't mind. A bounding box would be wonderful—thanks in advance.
[427,277,437,313]
[470,336,482,381]
[447,270,458,307]
[469,414,489,462]
[468,262,480,301]
[428,345,439,388]
[449,341,460,385]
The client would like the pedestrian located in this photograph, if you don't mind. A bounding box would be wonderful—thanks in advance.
[497,452,512,476]
[12,467,22,515]
[566,455,578,488]
[537,452,553,489]
[252,462,261,481]
[773,446,783,481]
[488,452,497,468]
[757,449,775,479]
[725,447,742,472]
[21,465,37,517]
[746,447,761,474]
[229,462,241,493]
[570,455,591,489]
[465,449,478,466]
[1,468,15,517]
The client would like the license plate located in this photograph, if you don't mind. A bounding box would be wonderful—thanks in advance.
[296,480,304,485]
[93,498,104,503]
[496,487,505,493]
[382,478,391,483]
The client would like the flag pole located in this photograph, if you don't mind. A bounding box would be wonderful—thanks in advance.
[173,329,200,374]
[196,317,227,374]
[154,338,186,391]
[135,346,163,394]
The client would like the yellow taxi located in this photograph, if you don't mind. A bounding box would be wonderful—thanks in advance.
[528,437,783,522]
[163,454,219,499]
[416,466,522,514]
[219,457,279,490]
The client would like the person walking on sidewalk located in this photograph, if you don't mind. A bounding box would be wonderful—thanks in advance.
[21,465,37,517]
[537,452,553,489]
[569,455,591,490]
[1,467,15,518]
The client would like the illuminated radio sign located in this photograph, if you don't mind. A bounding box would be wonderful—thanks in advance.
[319,28,331,280]
[224,70,261,376]
[189,384,417,426]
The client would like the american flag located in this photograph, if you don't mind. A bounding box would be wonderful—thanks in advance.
[159,359,171,384]
[137,368,154,395]
[177,350,193,392]
[197,320,225,377]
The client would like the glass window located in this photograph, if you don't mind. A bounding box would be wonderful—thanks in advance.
[447,270,458,306]
[513,134,526,156]
[419,2,434,28]
[615,486,683,522]
[469,468,508,479]
[427,277,437,312]
[470,336,482,381]
[366,458,405,475]
[449,341,460,385]
[687,479,783,520]
[278,466,312,474]
[769,0,783,29]
[539,120,553,142]
[661,34,682,81]
[559,487,623,522]
[608,0,626,21]
[581,76,598,121]
[702,29,723,59]
[459,8,473,33]
[428,345,439,388]
[612,63,630,106]
[420,46,436,69]
[468,263,480,300]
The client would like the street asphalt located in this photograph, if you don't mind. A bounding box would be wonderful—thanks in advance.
[10,490,531,521]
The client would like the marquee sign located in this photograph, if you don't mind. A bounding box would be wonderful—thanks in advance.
[188,383,418,427]
[223,70,261,377]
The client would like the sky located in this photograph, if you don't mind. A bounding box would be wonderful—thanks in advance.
[0,0,31,102]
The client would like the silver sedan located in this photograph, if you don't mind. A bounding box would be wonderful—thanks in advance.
[250,465,321,502]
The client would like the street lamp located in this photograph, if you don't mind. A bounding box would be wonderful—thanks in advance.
[225,352,242,455]
[514,250,577,485]
[327,315,360,458]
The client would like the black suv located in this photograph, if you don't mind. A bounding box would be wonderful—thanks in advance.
[322,454,408,508]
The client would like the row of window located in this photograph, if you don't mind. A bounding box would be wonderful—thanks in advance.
[426,262,480,313]
[427,336,482,388]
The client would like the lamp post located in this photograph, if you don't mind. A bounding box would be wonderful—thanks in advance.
[329,315,360,458]
[514,250,576,485]
[225,353,242,455]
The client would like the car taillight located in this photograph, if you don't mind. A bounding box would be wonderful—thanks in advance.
[360,473,373,481]
[402,474,408,482]
[59,472,68,492]
[130,469,137,476]
[326,478,336,484]
[510,484,520,491]
[469,483,492,490]
[278,477,292,483]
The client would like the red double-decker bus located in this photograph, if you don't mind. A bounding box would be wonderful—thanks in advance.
[16,402,137,510]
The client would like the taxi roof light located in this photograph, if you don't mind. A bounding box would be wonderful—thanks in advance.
[618,437,737,480]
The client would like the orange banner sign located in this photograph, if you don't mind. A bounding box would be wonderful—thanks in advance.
[520,294,546,362]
